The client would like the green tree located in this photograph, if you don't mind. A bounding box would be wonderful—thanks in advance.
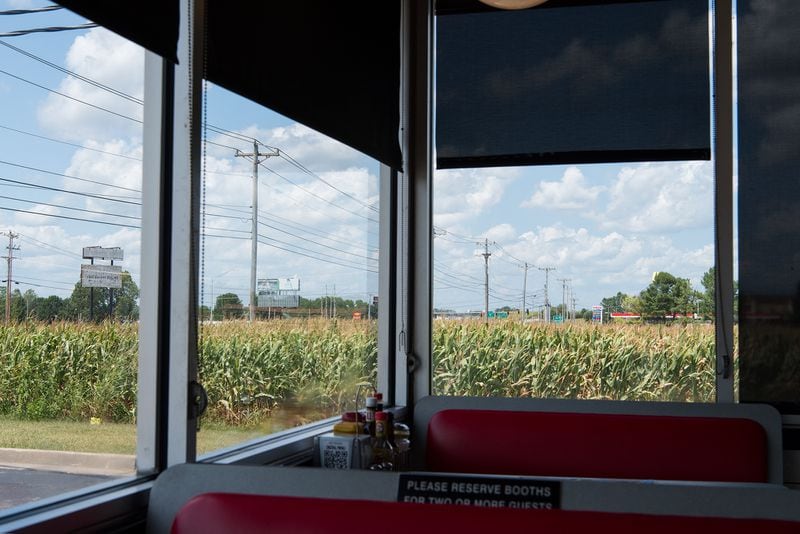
[639,272,693,319]
[32,294,66,322]
[601,292,629,313]
[700,267,715,319]
[0,286,27,322]
[214,292,243,320]
[698,266,738,321]
[63,272,139,321]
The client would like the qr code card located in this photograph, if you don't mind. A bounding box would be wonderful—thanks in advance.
[319,436,353,469]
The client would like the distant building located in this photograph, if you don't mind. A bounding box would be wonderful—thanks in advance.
[257,276,300,308]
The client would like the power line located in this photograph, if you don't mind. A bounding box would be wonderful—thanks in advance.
[0,205,139,229]
[277,151,379,213]
[257,234,378,274]
[0,193,140,220]
[0,39,142,104]
[0,159,141,193]
[0,176,140,205]
[257,219,373,262]
[0,123,142,161]
[258,160,378,224]
[14,274,74,289]
[0,23,97,37]
[17,232,81,259]
[258,208,370,250]
[0,68,140,123]
[257,232,377,270]
[14,279,72,292]
[0,6,63,15]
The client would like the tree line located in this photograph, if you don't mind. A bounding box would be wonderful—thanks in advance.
[204,293,377,320]
[598,267,735,322]
[0,272,139,323]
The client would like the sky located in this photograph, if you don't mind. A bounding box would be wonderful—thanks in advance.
[0,1,719,315]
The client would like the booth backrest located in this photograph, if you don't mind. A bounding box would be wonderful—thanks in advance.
[146,464,800,533]
[413,396,784,483]
[427,409,766,482]
[170,492,800,534]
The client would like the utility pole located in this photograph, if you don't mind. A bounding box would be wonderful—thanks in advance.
[479,238,492,324]
[2,231,19,323]
[538,266,556,323]
[521,262,531,323]
[557,278,571,322]
[236,141,279,322]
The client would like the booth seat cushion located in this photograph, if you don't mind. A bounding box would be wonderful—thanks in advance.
[426,409,768,482]
[171,492,799,534]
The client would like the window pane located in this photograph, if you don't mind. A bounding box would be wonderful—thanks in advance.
[198,87,379,454]
[0,13,140,511]
[432,162,716,401]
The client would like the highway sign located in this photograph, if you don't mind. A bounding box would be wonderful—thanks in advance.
[81,264,123,288]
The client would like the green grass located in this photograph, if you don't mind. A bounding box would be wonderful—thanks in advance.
[0,415,282,456]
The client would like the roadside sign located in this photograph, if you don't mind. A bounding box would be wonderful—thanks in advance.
[81,264,123,288]
[487,310,495,318]
[497,311,509,319]
[82,246,124,261]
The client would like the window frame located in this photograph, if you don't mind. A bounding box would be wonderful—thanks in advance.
[0,0,774,529]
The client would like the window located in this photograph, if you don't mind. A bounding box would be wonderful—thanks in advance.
[196,87,381,455]
[0,12,141,511]
[431,0,719,402]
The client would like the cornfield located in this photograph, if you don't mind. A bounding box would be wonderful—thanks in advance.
[0,319,718,425]
[433,320,717,401]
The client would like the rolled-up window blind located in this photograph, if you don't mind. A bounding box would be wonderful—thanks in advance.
[54,1,403,171]
[435,0,710,169]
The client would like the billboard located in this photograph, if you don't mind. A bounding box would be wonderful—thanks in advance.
[257,275,300,308]
[81,264,123,288]
[82,246,124,261]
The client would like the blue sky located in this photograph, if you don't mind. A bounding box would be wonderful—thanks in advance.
[0,0,717,314]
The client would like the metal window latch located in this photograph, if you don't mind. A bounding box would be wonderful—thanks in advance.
[407,352,419,374]
[189,380,208,429]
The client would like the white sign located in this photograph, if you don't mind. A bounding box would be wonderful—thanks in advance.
[81,264,123,288]
[82,246,124,261]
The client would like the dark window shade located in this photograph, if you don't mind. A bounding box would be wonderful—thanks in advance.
[205,1,401,172]
[54,1,403,172]
[54,0,179,63]
[737,0,800,413]
[435,0,710,169]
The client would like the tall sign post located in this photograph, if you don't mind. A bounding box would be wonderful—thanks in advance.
[81,247,123,321]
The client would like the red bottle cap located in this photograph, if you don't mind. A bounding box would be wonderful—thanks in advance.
[375,411,388,421]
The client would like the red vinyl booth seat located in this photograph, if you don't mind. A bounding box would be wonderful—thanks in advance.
[426,409,769,482]
[170,492,800,534]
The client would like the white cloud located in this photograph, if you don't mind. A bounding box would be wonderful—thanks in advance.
[7,0,35,8]
[37,28,144,142]
[601,161,712,233]
[238,123,367,173]
[14,203,60,225]
[434,167,518,228]
[486,223,516,242]
[521,166,604,210]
